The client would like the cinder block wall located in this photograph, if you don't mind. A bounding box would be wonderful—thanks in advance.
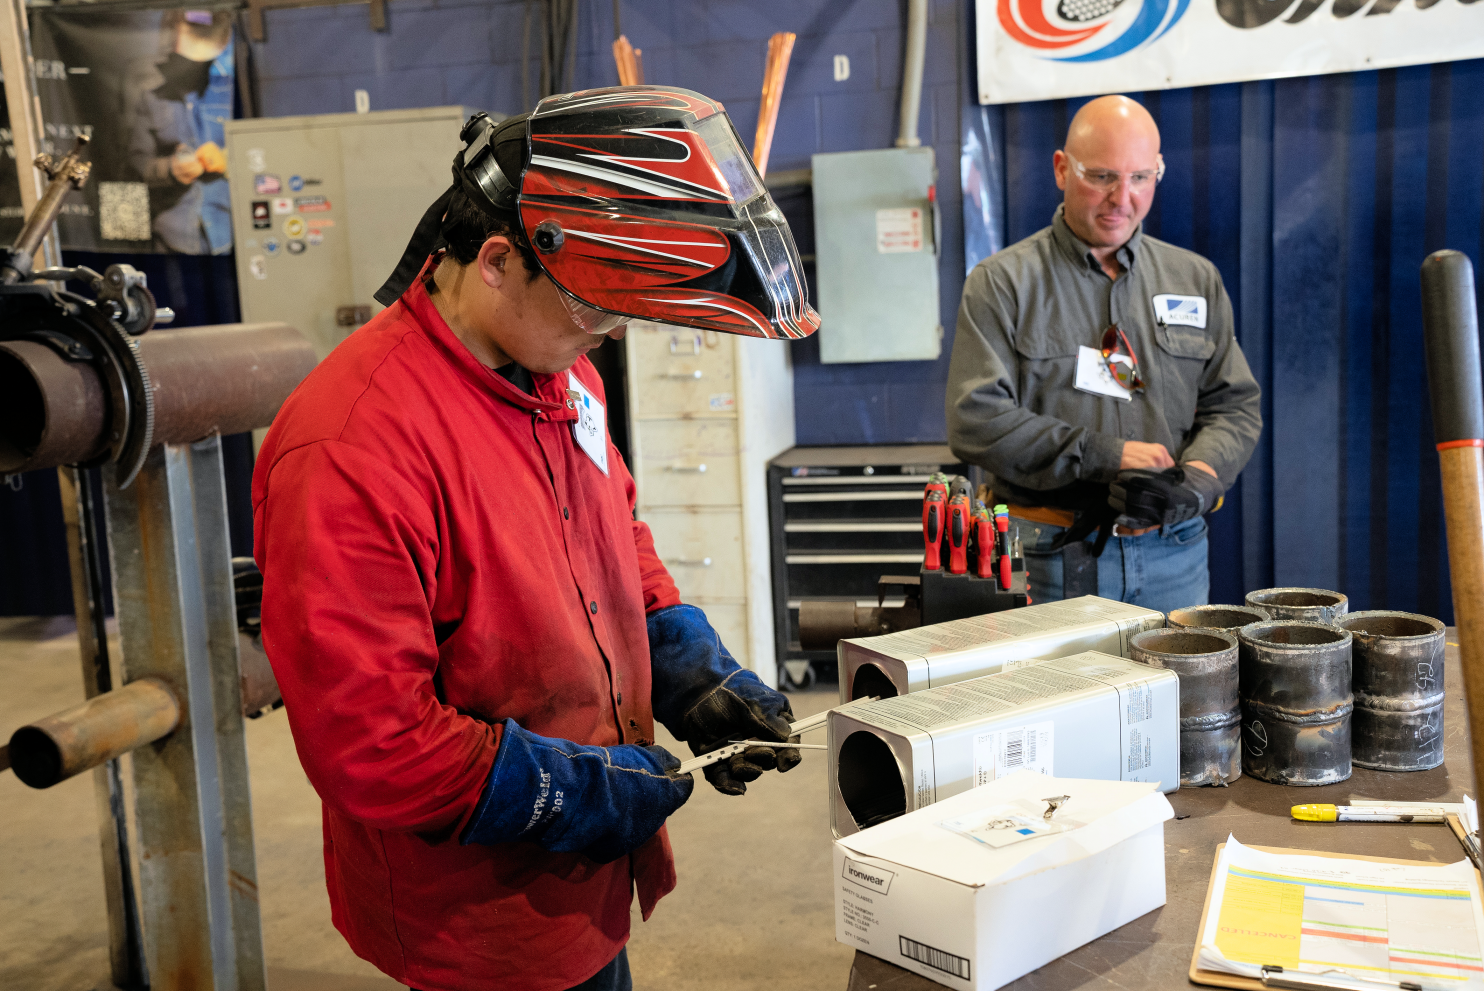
[250,0,970,446]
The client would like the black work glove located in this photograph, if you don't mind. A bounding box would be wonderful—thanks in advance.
[681,673,802,796]
[1108,465,1224,530]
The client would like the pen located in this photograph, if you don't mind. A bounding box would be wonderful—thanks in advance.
[1291,802,1462,823]
[1446,814,1483,870]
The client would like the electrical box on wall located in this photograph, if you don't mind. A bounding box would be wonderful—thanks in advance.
[811,147,940,364]
[224,106,493,361]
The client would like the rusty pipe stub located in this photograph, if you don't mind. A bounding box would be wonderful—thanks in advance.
[1238,621,1353,785]
[1336,610,1447,771]
[0,321,314,475]
[8,677,181,788]
[1245,587,1349,625]
[1167,603,1272,631]
[0,338,109,473]
[1131,627,1240,786]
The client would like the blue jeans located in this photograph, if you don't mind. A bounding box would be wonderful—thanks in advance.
[1014,515,1210,615]
[411,948,630,991]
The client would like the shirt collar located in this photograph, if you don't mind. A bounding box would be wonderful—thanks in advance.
[1050,204,1143,274]
[400,260,576,419]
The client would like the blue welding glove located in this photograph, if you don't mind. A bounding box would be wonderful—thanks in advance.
[648,603,801,796]
[461,718,693,864]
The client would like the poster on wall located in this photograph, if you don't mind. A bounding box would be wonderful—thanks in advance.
[976,0,1484,104]
[0,8,235,254]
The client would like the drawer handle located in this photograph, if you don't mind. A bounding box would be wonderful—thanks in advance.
[666,463,708,473]
[669,333,703,355]
[662,370,703,380]
[667,557,713,567]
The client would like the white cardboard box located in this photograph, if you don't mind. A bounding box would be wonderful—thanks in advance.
[829,651,1180,837]
[834,772,1172,991]
[838,595,1165,703]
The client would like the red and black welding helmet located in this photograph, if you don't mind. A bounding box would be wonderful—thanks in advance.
[375,85,819,341]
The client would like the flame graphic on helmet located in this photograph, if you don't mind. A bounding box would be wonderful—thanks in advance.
[998,0,1190,61]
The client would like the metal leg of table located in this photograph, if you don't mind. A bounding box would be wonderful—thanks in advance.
[58,465,148,990]
[104,438,267,991]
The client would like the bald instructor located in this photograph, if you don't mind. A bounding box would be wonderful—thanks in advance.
[946,96,1261,612]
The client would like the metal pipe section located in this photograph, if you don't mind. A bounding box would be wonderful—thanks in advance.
[8,677,181,788]
[0,339,110,471]
[1238,621,1353,786]
[1166,603,1270,631]
[1338,611,1447,771]
[895,0,927,148]
[0,322,315,475]
[1131,628,1240,787]
[1245,587,1348,625]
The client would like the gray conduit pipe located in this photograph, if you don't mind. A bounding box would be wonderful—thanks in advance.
[896,0,928,148]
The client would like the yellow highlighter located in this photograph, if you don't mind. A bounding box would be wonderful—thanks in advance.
[1291,801,1459,822]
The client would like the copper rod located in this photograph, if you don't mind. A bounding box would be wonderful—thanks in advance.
[752,32,796,178]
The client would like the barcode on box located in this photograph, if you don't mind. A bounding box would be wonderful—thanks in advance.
[1005,730,1024,769]
[899,935,970,980]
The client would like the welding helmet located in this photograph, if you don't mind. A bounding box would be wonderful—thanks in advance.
[376,85,819,340]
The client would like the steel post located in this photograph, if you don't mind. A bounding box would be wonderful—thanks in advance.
[57,465,148,989]
[104,438,266,991]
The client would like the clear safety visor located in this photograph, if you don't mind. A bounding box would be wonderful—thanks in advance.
[556,281,629,335]
[692,113,765,208]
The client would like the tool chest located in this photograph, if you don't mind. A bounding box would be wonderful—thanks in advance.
[767,444,978,687]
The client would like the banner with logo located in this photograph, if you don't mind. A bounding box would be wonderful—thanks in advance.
[975,0,1484,104]
[0,8,236,254]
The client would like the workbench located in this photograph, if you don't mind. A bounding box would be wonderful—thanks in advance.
[845,638,1474,990]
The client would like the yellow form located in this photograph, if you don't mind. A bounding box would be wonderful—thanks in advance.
[1215,872,1305,968]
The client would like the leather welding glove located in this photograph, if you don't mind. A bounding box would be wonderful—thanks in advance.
[461,718,693,864]
[1108,465,1224,530]
[649,603,802,796]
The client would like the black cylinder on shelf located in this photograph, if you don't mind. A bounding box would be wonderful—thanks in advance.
[1238,621,1353,786]
[1131,627,1240,786]
[1336,610,1446,772]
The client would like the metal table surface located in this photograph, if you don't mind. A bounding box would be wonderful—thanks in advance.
[845,638,1473,991]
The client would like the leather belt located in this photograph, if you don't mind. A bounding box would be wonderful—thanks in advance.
[1007,504,1159,539]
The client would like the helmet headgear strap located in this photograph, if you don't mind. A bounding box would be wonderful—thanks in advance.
[373,113,524,307]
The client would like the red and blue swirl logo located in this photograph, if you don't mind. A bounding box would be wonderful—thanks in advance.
[998,0,1190,60]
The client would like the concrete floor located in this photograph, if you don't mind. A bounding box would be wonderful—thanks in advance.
[0,617,854,991]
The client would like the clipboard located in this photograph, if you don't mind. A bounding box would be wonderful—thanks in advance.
[1188,842,1482,990]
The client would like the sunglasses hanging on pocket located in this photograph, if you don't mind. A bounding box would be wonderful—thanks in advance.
[1100,324,1145,393]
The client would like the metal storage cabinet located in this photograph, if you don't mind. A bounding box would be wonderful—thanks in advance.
[625,321,795,688]
[224,106,480,360]
[767,445,975,688]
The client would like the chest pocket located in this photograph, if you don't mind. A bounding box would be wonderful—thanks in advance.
[1155,322,1215,361]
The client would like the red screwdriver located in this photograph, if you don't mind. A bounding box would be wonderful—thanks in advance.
[973,502,994,579]
[947,492,970,575]
[922,473,948,571]
[923,490,945,570]
[994,504,1012,590]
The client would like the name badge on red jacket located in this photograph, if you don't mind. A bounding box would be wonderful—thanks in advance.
[568,371,609,475]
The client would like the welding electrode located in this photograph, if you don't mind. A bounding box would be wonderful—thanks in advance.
[974,502,994,580]
[947,492,970,575]
[923,475,947,571]
[995,504,1012,590]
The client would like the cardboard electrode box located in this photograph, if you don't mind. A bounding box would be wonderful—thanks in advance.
[834,773,1172,991]
[830,651,1178,838]
[838,596,1165,703]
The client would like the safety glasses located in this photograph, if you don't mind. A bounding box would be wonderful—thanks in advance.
[1100,325,1144,392]
[556,282,629,335]
[1066,151,1165,191]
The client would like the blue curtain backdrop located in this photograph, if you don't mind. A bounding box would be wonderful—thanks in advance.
[964,58,1484,618]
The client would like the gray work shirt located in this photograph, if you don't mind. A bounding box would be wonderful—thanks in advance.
[946,205,1262,510]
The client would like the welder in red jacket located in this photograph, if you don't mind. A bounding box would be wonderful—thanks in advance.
[252,87,821,991]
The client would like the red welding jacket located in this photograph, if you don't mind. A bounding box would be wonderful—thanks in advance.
[252,271,682,991]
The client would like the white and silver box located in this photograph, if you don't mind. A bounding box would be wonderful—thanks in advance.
[829,651,1180,838]
[839,595,1165,703]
